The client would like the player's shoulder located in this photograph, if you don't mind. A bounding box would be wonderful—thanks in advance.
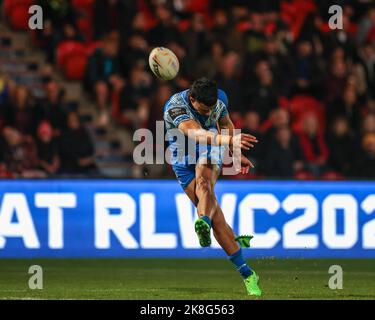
[217,89,228,107]
[164,89,189,113]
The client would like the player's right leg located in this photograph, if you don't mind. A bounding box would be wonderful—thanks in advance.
[172,164,211,247]
[212,206,262,296]
[182,164,261,296]
[191,163,220,247]
[182,162,219,247]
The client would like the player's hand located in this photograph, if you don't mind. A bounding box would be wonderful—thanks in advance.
[231,133,258,150]
[240,154,254,174]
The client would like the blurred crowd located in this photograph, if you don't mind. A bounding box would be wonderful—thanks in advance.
[0,79,97,177]
[1,0,375,179]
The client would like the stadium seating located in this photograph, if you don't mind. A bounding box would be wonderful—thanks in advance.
[288,95,325,134]
[64,54,87,80]
[6,0,33,30]
[56,40,88,80]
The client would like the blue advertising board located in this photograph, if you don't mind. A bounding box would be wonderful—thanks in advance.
[0,180,374,258]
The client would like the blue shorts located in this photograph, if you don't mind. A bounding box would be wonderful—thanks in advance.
[171,145,225,190]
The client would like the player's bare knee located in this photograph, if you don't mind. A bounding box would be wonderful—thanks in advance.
[196,176,211,196]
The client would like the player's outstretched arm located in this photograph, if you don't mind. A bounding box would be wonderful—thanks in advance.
[178,119,257,150]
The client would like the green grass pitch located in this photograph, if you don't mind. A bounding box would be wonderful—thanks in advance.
[0,259,374,300]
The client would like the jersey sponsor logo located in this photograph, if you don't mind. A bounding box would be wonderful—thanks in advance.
[168,107,188,121]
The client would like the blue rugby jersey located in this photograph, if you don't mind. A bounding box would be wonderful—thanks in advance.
[163,89,229,166]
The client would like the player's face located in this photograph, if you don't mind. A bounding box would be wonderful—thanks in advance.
[189,96,216,116]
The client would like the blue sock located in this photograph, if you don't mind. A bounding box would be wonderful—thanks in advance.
[200,215,212,228]
[228,248,253,279]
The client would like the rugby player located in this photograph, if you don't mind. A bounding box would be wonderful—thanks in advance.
[163,77,262,296]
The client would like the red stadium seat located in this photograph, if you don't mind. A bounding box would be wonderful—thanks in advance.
[280,0,317,39]
[77,17,94,42]
[185,0,210,13]
[71,0,94,10]
[56,40,88,80]
[4,0,33,17]
[64,54,87,80]
[264,21,277,36]
[178,20,191,32]
[236,21,251,33]
[56,40,87,68]
[289,95,325,133]
[138,0,159,30]
[4,0,13,17]
[367,26,375,42]
[294,171,315,180]
[9,5,30,30]
[321,171,345,180]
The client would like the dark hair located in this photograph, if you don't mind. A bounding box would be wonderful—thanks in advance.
[190,77,218,107]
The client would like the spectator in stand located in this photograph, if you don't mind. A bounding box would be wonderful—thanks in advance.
[1,127,43,177]
[326,116,356,176]
[243,13,266,54]
[263,107,290,142]
[36,121,60,175]
[264,125,304,178]
[357,6,375,46]
[0,75,10,130]
[111,64,153,131]
[368,99,375,114]
[195,40,225,79]
[330,85,363,135]
[324,56,348,105]
[298,113,329,177]
[131,11,149,34]
[120,32,149,76]
[0,132,10,177]
[353,133,375,178]
[59,112,97,174]
[358,41,375,96]
[245,59,278,122]
[7,85,36,135]
[37,0,76,29]
[216,51,243,113]
[166,41,192,89]
[362,113,375,136]
[36,0,77,62]
[323,13,357,59]
[148,83,173,133]
[211,9,244,54]
[2,0,375,180]
[290,40,321,96]
[94,0,137,41]
[260,37,295,95]
[148,5,181,47]
[35,20,56,63]
[35,80,67,135]
[84,32,123,125]
[59,22,84,43]
[242,111,265,174]
[184,13,210,62]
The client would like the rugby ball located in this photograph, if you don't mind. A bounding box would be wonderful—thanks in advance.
[148,47,179,80]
